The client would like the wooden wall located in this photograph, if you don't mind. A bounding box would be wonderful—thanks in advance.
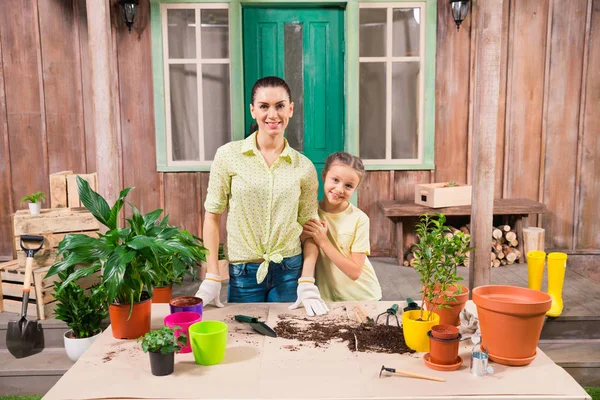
[0,0,599,280]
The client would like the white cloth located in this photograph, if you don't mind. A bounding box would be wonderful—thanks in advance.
[288,278,330,317]
[194,273,225,308]
[459,307,481,344]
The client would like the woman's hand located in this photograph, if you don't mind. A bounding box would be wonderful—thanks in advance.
[302,219,328,247]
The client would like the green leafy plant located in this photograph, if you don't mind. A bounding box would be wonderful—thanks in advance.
[53,268,108,339]
[443,182,459,187]
[153,228,208,287]
[20,191,46,204]
[46,176,208,311]
[412,213,472,321]
[138,326,187,354]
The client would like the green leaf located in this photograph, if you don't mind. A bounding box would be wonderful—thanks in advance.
[77,176,112,228]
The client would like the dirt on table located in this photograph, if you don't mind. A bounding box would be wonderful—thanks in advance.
[274,313,415,355]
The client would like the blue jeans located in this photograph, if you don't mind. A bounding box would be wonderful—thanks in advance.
[227,254,303,303]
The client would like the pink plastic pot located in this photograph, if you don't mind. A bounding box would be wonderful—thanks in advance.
[164,311,202,353]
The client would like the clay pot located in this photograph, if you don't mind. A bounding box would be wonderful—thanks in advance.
[473,285,551,366]
[427,331,462,366]
[152,285,173,304]
[424,285,469,326]
[109,294,152,339]
[430,324,459,340]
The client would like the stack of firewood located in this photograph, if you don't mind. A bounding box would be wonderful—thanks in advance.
[403,224,521,268]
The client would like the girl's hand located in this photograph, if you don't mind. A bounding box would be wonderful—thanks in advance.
[303,219,328,247]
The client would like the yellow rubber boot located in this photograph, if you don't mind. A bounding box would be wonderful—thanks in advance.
[546,252,567,317]
[526,250,546,291]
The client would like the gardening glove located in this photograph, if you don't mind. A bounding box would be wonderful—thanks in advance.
[194,273,224,308]
[288,277,329,317]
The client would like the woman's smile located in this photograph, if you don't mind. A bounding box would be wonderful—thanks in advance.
[250,87,294,137]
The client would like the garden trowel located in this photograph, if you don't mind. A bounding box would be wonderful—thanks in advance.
[234,315,277,337]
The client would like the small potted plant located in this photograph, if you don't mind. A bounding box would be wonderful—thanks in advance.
[139,326,187,376]
[53,268,108,362]
[21,191,46,215]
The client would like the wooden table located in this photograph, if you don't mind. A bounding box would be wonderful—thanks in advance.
[43,301,589,400]
[379,198,546,265]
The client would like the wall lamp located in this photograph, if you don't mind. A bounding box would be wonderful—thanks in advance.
[450,0,470,31]
[119,0,139,32]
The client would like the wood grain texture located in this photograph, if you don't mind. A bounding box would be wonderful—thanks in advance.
[38,0,86,175]
[504,0,549,204]
[380,198,546,217]
[577,0,600,250]
[116,14,161,216]
[78,0,95,173]
[434,0,470,184]
[357,171,394,256]
[163,173,201,235]
[496,0,510,198]
[0,22,13,256]
[0,0,48,210]
[543,0,588,249]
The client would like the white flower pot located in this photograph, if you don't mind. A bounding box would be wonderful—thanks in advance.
[64,330,101,362]
[28,202,41,215]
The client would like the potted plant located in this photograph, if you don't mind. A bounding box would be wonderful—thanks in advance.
[139,326,187,376]
[414,213,472,326]
[21,191,46,215]
[46,177,207,339]
[53,268,108,362]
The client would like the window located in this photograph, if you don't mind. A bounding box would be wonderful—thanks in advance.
[161,3,231,167]
[359,2,427,166]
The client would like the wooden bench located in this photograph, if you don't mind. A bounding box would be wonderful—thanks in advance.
[378,198,546,266]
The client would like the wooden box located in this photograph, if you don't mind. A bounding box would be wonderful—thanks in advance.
[0,259,100,319]
[49,171,97,208]
[414,182,472,208]
[12,208,100,268]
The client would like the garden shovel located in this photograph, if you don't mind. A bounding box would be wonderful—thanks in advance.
[234,315,277,337]
[6,235,45,358]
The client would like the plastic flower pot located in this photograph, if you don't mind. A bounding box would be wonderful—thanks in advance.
[401,310,440,352]
[169,296,203,318]
[427,331,462,366]
[109,296,152,339]
[63,330,101,362]
[149,351,175,376]
[152,285,173,304]
[430,324,459,340]
[189,320,228,365]
[164,311,202,353]
[473,285,551,366]
[28,202,41,215]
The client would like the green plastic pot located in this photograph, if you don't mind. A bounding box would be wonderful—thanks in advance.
[189,320,228,365]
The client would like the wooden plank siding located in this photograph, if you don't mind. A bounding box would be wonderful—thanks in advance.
[0,0,599,282]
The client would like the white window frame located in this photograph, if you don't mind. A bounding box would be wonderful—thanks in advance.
[161,2,232,167]
[359,2,426,166]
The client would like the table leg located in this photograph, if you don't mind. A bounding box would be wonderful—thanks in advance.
[396,220,404,266]
[515,215,525,263]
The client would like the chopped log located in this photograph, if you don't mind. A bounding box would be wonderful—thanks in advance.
[492,228,503,239]
[463,258,469,267]
[449,226,460,235]
[406,253,416,262]
[500,259,508,266]
[409,258,417,267]
[523,227,545,255]
[505,251,518,263]
[496,251,505,260]
[494,243,503,252]
[460,226,470,235]
[498,225,511,232]
[492,259,501,268]
[505,231,517,242]
[509,239,518,247]
[403,260,409,267]
[491,252,497,261]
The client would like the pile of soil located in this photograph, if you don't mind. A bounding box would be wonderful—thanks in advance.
[274,315,415,355]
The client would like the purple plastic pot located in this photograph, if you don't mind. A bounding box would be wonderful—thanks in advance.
[164,311,202,353]
[169,296,203,318]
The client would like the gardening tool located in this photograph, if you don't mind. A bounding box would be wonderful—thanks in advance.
[379,365,445,382]
[375,304,400,327]
[470,344,494,377]
[6,235,45,359]
[234,315,277,337]
[403,298,420,312]
[355,305,374,324]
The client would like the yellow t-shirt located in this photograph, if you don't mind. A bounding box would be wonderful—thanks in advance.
[204,132,319,283]
[315,203,382,302]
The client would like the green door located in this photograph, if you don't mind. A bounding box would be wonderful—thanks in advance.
[243,7,345,195]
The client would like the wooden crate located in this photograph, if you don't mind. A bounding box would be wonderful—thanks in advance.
[0,260,100,320]
[49,171,97,208]
[12,208,100,268]
[414,182,472,208]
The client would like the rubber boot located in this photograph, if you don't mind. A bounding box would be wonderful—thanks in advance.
[526,250,546,291]
[546,252,567,317]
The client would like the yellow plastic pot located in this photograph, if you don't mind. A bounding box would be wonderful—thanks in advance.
[402,310,440,352]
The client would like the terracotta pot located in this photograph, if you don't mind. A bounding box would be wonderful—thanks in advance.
[424,285,469,326]
[109,295,152,339]
[152,285,173,304]
[473,285,551,366]
[427,331,462,366]
[430,324,459,340]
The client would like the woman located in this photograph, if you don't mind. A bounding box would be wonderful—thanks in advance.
[195,76,329,316]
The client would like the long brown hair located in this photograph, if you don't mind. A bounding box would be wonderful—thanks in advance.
[323,152,366,182]
[250,76,292,104]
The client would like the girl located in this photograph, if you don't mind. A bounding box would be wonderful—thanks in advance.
[195,76,329,317]
[303,152,382,301]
